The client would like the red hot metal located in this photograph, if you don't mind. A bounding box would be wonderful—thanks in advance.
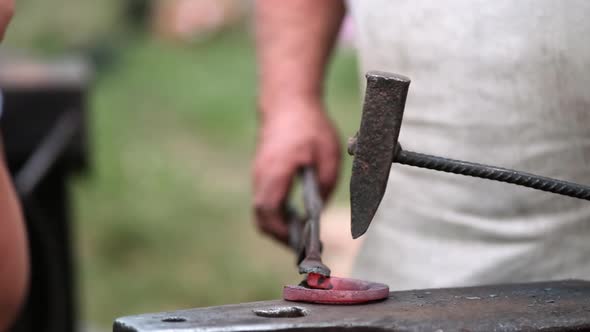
[284,275,389,304]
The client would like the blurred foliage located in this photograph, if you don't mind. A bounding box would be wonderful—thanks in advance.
[4,2,360,328]
[6,0,126,52]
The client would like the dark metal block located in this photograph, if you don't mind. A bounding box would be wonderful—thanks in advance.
[114,280,590,332]
[349,71,410,239]
[0,54,91,171]
[1,53,92,332]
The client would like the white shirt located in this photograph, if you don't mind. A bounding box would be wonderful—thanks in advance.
[349,0,590,290]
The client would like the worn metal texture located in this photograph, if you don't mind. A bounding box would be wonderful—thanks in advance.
[348,71,590,240]
[349,71,410,239]
[396,147,590,200]
[286,168,330,277]
[113,280,590,332]
[297,167,330,277]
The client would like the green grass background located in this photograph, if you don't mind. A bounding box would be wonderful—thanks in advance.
[4,2,360,327]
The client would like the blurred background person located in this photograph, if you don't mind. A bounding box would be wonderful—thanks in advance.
[253,0,590,290]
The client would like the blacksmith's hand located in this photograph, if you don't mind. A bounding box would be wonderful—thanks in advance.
[253,101,341,244]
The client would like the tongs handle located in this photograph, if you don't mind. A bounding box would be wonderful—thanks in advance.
[301,167,322,257]
[287,167,331,276]
[288,166,322,255]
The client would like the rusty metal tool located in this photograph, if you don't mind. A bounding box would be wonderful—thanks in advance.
[285,168,358,303]
[284,169,390,305]
[348,71,590,239]
[114,279,590,332]
[287,167,331,277]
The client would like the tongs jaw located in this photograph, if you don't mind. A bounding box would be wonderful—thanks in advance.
[287,167,331,277]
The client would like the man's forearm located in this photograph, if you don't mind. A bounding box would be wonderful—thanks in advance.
[252,1,345,243]
[0,142,28,331]
[255,0,345,116]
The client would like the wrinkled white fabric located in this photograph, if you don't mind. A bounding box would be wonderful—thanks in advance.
[348,0,590,290]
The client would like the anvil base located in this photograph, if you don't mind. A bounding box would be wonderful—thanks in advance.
[113,280,590,332]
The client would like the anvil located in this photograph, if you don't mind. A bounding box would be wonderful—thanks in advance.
[113,280,590,332]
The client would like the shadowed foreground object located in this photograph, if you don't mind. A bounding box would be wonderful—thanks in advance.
[114,280,590,332]
[0,55,91,332]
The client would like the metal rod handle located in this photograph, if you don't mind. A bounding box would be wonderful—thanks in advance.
[15,110,81,198]
[396,147,590,201]
[301,167,322,257]
[298,167,331,276]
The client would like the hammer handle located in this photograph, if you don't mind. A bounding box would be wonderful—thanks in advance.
[397,148,590,201]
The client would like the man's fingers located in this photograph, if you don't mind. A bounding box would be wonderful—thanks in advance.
[255,208,289,244]
[253,158,299,244]
[252,110,340,244]
[316,139,341,201]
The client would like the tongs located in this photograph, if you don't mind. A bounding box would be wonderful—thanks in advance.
[287,167,331,277]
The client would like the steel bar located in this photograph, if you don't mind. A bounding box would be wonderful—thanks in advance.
[114,280,590,332]
[14,110,81,198]
[397,146,590,201]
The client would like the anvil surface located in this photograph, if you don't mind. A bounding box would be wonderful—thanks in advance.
[114,280,590,332]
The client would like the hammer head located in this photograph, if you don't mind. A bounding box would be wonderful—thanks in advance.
[349,71,410,239]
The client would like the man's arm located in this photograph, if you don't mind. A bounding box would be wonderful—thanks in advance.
[0,2,28,330]
[253,0,345,243]
[0,140,28,332]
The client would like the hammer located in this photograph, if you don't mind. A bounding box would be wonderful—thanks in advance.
[348,71,590,239]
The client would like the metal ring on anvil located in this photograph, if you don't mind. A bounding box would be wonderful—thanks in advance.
[283,276,389,304]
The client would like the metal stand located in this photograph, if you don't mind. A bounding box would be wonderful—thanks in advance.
[0,54,91,332]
